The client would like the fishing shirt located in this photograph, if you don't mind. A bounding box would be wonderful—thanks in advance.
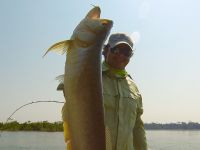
[102,62,148,150]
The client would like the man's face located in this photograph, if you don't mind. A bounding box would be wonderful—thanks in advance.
[105,43,133,69]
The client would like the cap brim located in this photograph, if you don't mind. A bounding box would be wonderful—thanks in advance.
[110,41,133,51]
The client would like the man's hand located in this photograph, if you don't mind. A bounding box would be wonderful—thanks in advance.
[63,121,72,150]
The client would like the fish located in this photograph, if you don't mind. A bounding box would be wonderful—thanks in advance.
[43,6,113,150]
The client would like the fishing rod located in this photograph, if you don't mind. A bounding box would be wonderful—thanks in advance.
[0,100,64,136]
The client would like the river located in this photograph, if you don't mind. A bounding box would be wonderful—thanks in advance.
[0,130,200,150]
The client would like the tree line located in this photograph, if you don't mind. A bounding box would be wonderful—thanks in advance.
[0,121,63,132]
[144,122,200,130]
[1,121,200,131]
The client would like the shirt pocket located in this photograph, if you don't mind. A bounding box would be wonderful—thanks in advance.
[102,79,119,112]
[121,93,138,129]
[103,91,118,125]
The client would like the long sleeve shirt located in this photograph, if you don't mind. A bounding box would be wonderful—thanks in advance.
[102,63,148,150]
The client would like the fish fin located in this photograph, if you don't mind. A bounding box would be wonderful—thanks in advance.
[55,74,65,83]
[56,74,65,91]
[43,40,72,57]
[86,6,101,19]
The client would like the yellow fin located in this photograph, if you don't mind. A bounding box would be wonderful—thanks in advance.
[43,40,72,57]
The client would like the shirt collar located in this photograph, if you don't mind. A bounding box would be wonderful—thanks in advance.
[102,61,128,78]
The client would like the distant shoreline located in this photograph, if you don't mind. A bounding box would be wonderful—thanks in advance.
[144,122,200,130]
[0,121,63,132]
[1,121,200,131]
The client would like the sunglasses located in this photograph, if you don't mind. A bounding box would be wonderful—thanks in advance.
[110,46,133,58]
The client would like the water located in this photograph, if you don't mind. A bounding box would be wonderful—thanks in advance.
[0,132,65,150]
[146,130,200,150]
[0,130,200,150]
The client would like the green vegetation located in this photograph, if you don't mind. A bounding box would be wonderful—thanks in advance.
[0,121,63,132]
[1,121,200,131]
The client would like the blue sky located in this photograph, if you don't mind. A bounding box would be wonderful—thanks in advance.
[0,0,200,123]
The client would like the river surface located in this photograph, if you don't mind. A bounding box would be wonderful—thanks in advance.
[0,130,200,150]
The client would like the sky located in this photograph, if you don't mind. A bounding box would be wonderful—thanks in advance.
[0,0,200,123]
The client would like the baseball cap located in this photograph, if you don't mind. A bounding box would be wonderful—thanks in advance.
[107,33,134,50]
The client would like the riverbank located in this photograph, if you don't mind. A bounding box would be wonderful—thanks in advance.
[0,121,63,132]
[1,121,200,131]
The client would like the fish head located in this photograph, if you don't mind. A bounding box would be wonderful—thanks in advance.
[73,6,113,48]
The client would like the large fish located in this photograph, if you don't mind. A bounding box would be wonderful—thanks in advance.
[44,6,113,150]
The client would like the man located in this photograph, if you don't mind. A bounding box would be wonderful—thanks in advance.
[58,33,148,150]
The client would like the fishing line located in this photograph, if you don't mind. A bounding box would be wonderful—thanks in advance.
[0,100,64,137]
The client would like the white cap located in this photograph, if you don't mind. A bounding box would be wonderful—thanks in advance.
[108,33,133,50]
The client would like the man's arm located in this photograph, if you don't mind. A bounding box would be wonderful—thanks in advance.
[133,95,148,150]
